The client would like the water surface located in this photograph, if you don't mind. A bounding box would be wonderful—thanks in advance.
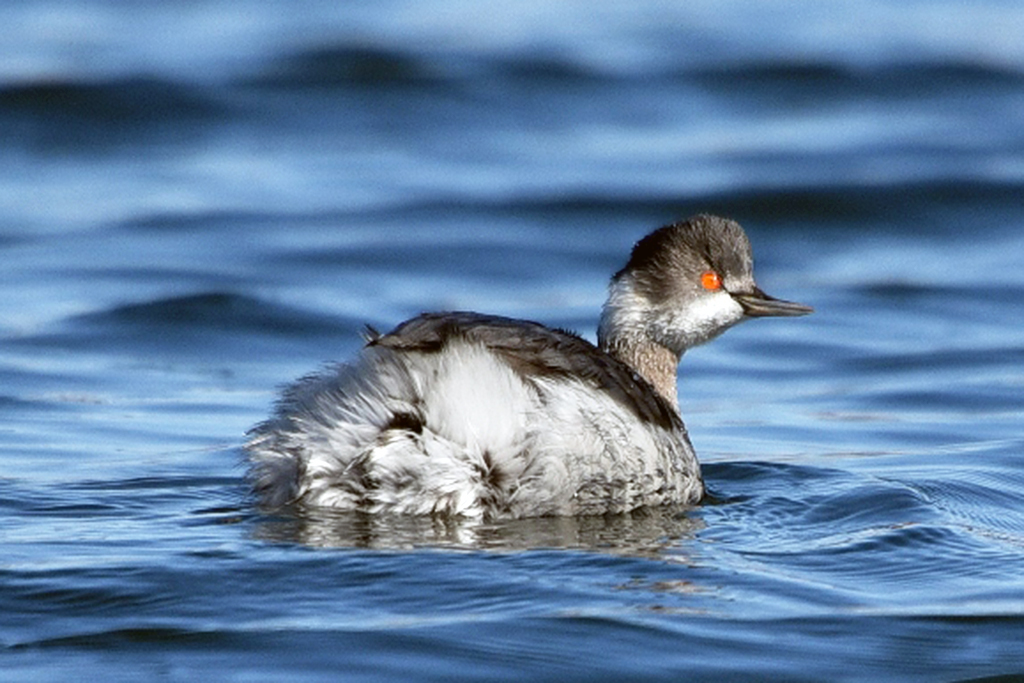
[3,1,1024,681]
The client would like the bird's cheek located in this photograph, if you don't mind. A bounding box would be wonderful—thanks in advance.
[653,293,744,351]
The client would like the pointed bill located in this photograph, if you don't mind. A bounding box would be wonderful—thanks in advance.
[732,288,814,318]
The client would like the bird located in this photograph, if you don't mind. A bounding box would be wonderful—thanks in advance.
[245,214,812,518]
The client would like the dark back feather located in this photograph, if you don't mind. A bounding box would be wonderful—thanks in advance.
[370,311,683,432]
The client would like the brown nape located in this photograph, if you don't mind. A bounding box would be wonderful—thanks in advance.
[602,336,681,413]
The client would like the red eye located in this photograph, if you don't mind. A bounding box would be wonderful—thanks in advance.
[701,271,722,291]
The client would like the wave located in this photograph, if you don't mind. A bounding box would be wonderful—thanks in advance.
[0,77,225,121]
[244,44,454,90]
[686,59,1024,99]
[11,292,358,356]
[0,76,231,151]
[348,177,1024,231]
[76,292,350,336]
[239,40,1024,97]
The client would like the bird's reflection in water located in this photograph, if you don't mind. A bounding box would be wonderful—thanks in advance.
[251,505,704,559]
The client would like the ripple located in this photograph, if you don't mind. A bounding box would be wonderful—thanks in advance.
[0,77,230,151]
[369,178,1024,229]
[13,292,359,355]
[689,59,1024,101]
[247,44,455,90]
[80,292,345,336]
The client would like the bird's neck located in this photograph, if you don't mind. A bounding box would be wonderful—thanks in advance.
[598,278,682,412]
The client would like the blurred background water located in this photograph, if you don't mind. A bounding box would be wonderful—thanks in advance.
[3,1,1024,680]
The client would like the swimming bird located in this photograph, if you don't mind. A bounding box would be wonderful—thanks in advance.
[245,214,812,518]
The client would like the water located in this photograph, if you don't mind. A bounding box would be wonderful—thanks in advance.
[3,1,1024,680]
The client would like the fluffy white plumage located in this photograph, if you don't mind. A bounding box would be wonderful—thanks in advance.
[247,338,701,517]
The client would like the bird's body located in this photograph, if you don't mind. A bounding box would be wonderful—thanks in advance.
[245,215,812,518]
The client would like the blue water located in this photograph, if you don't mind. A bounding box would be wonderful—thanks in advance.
[3,1,1024,680]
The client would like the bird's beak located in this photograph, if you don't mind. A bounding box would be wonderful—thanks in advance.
[731,287,814,318]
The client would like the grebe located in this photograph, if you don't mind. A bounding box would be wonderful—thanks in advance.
[245,214,812,518]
